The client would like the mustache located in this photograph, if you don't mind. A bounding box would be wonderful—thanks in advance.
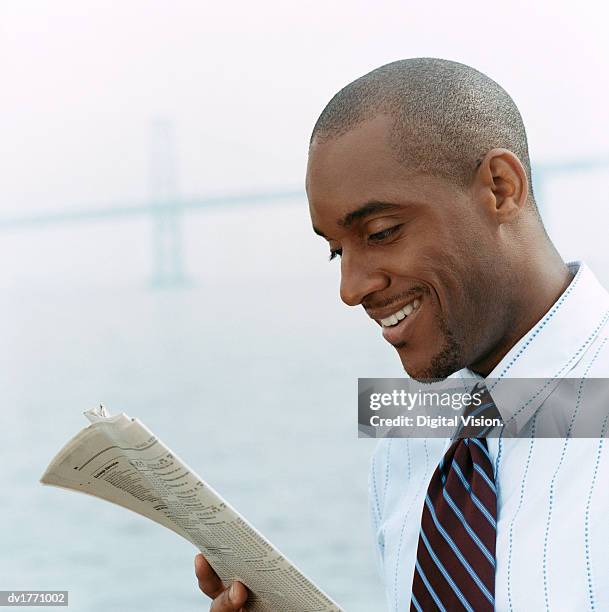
[363,285,429,310]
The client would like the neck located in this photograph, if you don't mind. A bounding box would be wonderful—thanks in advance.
[469,246,573,377]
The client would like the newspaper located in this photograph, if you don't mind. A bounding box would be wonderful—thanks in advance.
[40,405,342,612]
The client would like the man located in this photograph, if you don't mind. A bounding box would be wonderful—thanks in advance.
[195,58,609,610]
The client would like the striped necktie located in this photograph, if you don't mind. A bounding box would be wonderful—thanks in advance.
[410,384,499,611]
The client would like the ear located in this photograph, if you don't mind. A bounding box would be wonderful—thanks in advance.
[475,148,529,223]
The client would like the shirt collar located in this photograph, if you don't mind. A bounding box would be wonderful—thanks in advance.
[457,261,609,434]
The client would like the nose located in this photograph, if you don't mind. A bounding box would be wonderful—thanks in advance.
[339,251,389,307]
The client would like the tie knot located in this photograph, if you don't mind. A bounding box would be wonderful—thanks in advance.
[454,383,502,439]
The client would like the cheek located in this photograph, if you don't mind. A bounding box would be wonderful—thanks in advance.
[387,214,485,307]
[409,246,489,351]
[407,242,470,307]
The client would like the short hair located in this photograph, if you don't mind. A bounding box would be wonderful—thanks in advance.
[311,58,536,203]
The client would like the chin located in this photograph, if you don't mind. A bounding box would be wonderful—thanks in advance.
[408,373,451,384]
[398,355,441,383]
[402,365,450,384]
[398,343,462,382]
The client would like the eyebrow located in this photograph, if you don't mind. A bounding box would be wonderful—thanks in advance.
[340,201,401,228]
[312,201,402,238]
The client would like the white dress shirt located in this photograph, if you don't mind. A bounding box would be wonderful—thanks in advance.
[369,261,609,611]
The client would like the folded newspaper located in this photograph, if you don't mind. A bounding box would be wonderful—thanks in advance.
[41,405,342,612]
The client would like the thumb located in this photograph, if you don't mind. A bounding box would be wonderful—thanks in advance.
[210,581,248,611]
[228,581,248,607]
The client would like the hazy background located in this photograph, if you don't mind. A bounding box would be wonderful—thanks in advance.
[1,1,608,610]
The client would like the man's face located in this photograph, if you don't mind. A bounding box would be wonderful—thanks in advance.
[306,115,502,381]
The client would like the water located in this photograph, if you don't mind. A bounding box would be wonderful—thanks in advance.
[2,174,608,611]
[0,203,402,611]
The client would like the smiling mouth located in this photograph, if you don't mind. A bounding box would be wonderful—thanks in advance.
[377,295,425,347]
[377,297,421,327]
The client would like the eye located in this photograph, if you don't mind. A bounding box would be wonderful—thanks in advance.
[368,224,403,242]
[329,248,343,261]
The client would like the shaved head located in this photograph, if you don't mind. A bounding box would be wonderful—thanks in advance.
[306,58,572,379]
[311,58,536,208]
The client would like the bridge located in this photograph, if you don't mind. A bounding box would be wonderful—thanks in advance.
[1,120,607,287]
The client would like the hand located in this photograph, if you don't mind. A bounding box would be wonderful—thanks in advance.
[194,553,249,611]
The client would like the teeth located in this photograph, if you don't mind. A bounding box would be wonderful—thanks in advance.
[379,298,421,327]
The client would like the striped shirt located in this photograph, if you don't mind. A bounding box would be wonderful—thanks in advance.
[369,261,609,611]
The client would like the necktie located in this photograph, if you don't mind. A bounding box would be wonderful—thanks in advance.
[410,384,499,612]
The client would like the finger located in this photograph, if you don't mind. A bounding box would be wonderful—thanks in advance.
[194,553,225,599]
[209,581,248,612]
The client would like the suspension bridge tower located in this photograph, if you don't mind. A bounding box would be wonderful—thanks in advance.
[148,118,187,288]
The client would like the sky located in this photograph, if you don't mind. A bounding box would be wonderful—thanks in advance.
[0,0,609,287]
[1,0,608,213]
